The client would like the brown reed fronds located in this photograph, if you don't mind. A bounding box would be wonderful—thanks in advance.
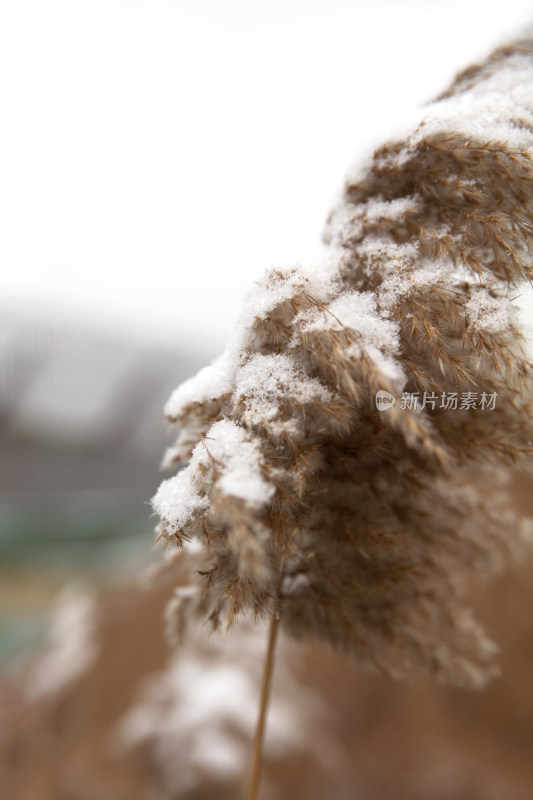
[153,32,533,764]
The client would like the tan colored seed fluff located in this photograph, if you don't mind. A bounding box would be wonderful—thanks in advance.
[153,35,533,689]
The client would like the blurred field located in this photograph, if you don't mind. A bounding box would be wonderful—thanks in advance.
[1,476,532,800]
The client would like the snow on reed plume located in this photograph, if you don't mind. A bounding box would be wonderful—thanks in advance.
[26,584,98,701]
[153,36,533,689]
[117,601,327,797]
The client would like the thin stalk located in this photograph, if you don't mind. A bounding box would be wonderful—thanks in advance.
[246,580,283,800]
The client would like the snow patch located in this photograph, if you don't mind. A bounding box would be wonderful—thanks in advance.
[153,420,274,531]
[299,291,400,354]
[234,353,333,425]
[465,289,519,335]
[26,584,97,701]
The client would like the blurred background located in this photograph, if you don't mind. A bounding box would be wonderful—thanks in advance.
[2,2,533,798]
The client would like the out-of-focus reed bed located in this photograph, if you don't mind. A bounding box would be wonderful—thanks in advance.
[1,471,533,800]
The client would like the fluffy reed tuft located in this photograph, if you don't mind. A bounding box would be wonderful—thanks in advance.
[153,36,533,690]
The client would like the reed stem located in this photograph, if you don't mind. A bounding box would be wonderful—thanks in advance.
[246,586,282,800]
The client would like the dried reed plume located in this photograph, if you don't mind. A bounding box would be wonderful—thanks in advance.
[153,35,533,699]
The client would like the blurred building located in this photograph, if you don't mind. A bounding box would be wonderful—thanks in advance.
[0,311,203,658]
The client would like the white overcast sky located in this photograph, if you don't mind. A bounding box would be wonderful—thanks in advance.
[1,0,532,354]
